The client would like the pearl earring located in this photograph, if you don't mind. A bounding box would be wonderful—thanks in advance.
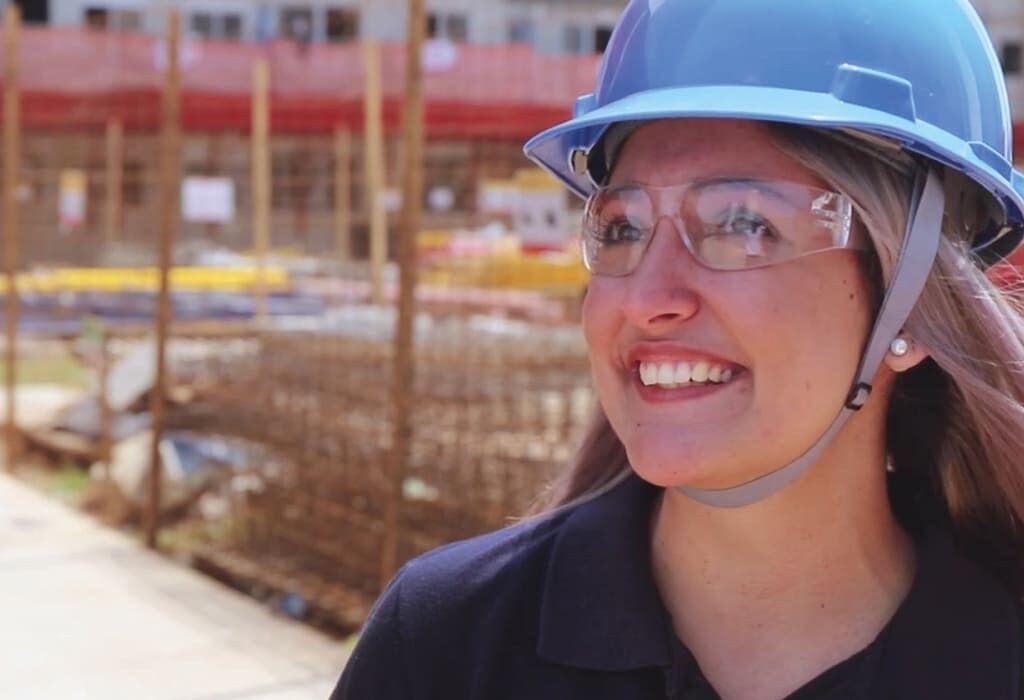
[890,337,910,357]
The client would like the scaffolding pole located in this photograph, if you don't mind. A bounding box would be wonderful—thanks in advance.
[105,118,124,243]
[3,4,21,472]
[381,0,427,587]
[362,39,387,304]
[145,9,181,550]
[334,125,353,265]
[251,58,271,321]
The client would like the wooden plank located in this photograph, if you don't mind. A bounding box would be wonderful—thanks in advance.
[21,427,99,464]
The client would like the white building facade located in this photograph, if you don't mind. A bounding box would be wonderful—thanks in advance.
[36,0,624,55]
[12,0,1024,113]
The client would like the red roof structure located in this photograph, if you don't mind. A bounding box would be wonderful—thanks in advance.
[0,27,601,138]
[4,27,1024,161]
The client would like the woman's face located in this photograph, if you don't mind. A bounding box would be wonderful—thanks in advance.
[583,119,877,491]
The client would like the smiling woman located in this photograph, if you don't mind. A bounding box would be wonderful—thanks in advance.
[331,1,1024,699]
[581,120,885,502]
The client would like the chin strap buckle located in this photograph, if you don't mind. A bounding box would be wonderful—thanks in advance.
[845,382,873,410]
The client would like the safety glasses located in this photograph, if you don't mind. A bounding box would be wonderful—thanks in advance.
[581,177,867,276]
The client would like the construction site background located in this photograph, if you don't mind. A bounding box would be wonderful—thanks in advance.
[3,0,1024,649]
[0,5,599,638]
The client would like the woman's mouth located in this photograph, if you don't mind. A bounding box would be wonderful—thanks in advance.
[636,360,738,389]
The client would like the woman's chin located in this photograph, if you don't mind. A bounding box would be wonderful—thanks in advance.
[626,445,717,490]
[626,443,756,492]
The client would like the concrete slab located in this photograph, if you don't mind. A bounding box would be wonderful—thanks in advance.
[0,473,350,700]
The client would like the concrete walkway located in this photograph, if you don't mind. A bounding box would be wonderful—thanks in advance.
[0,472,351,700]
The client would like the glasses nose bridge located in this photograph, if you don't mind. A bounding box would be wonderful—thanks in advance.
[648,181,691,221]
[647,185,691,253]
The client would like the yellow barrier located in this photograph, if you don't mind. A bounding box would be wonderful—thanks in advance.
[421,251,588,292]
[0,266,291,294]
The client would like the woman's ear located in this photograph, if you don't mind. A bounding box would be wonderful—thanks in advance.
[883,336,930,373]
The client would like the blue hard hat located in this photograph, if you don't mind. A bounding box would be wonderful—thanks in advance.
[524,0,1024,262]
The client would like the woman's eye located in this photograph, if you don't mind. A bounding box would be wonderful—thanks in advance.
[713,205,779,241]
[596,217,645,244]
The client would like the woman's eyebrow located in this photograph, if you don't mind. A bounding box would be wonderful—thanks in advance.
[709,177,819,211]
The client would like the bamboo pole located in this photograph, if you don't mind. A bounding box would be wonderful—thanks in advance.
[105,119,124,243]
[333,125,352,265]
[146,9,181,550]
[251,58,270,321]
[380,0,426,587]
[362,38,387,304]
[3,4,21,473]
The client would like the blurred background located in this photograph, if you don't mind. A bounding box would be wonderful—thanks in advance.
[1,0,1023,697]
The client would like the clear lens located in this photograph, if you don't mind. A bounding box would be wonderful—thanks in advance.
[581,178,861,276]
[582,186,653,276]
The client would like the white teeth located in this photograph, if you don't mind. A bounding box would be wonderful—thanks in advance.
[691,361,710,383]
[637,361,736,388]
[673,362,692,384]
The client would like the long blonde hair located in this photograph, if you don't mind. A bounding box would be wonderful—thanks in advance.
[531,124,1024,590]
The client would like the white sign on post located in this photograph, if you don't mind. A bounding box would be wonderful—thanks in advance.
[514,189,570,246]
[59,169,87,229]
[422,39,458,73]
[380,188,403,213]
[182,176,235,223]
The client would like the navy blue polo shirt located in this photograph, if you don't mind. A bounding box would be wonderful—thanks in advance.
[331,474,1022,699]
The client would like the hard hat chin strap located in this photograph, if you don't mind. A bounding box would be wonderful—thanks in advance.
[676,168,945,508]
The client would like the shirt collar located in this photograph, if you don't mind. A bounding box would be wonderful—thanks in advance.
[536,472,1021,693]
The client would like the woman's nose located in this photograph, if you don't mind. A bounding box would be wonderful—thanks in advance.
[618,217,702,331]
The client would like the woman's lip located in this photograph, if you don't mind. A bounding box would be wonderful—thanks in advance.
[632,375,741,402]
[624,343,745,370]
